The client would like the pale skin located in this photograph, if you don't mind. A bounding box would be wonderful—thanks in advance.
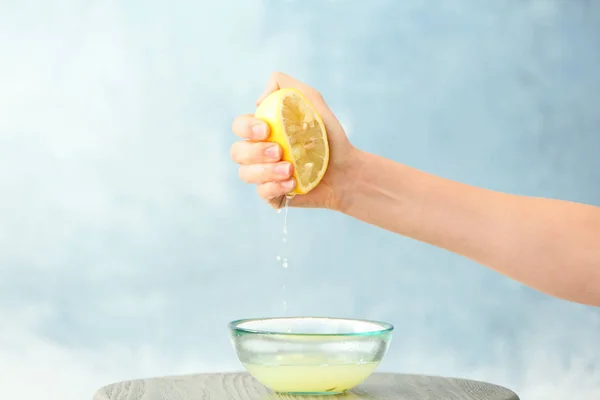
[230,72,600,307]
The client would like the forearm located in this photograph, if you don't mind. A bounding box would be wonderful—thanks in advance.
[341,150,600,306]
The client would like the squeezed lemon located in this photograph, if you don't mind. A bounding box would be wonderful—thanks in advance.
[254,88,329,195]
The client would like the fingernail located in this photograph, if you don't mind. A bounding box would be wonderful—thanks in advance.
[281,179,295,190]
[264,145,280,160]
[275,163,290,176]
[251,122,268,139]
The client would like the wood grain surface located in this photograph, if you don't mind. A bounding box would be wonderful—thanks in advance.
[94,372,519,400]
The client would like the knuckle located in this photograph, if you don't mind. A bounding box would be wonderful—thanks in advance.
[231,115,244,132]
[258,182,276,199]
[229,142,246,163]
[257,184,270,200]
[312,89,324,102]
[271,71,284,80]
[238,166,249,181]
[229,143,238,161]
[232,115,253,138]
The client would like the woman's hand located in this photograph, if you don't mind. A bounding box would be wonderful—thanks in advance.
[230,72,357,210]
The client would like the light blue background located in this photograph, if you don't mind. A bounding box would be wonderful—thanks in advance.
[1,1,599,399]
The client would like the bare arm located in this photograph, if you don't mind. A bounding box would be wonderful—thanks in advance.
[341,149,600,306]
[230,72,600,306]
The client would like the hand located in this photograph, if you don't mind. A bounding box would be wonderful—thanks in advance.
[230,72,357,210]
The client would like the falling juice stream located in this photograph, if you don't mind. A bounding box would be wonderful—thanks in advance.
[276,194,293,314]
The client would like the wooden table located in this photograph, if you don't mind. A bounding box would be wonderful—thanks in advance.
[94,372,520,400]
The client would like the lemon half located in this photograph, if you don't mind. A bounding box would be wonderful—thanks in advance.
[254,88,330,195]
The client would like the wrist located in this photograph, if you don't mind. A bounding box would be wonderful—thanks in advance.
[331,146,367,213]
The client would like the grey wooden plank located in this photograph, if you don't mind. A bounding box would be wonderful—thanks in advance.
[94,372,519,400]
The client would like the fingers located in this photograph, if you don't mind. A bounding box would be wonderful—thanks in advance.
[238,162,293,184]
[230,141,282,165]
[257,180,296,203]
[231,114,270,140]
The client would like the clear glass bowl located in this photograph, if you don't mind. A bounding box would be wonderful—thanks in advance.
[228,316,394,396]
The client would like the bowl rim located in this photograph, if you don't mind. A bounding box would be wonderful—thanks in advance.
[228,316,394,337]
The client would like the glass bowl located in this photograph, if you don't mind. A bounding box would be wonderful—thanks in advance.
[228,316,393,396]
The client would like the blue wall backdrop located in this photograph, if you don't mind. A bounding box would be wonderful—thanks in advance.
[0,1,599,399]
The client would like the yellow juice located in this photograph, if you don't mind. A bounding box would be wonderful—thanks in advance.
[244,354,379,394]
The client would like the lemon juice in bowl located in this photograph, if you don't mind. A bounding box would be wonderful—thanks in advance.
[243,354,381,394]
[229,317,393,395]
